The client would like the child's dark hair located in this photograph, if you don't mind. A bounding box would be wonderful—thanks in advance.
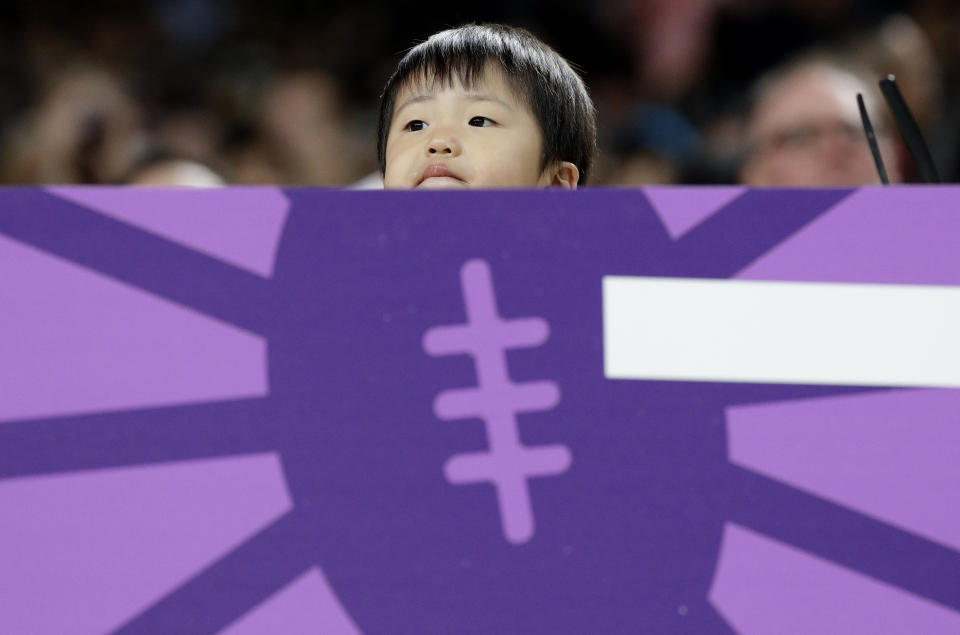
[377,24,598,184]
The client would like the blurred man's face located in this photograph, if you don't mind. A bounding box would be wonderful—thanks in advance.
[740,67,900,187]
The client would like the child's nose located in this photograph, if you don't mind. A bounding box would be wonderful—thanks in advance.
[426,130,461,156]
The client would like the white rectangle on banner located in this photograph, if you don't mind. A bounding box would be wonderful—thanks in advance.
[603,277,960,387]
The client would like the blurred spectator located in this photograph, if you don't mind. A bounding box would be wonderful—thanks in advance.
[621,0,719,101]
[599,104,703,185]
[3,63,146,184]
[738,56,901,186]
[255,71,364,185]
[0,1,954,186]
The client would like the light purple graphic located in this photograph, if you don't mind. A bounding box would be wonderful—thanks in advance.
[644,185,747,239]
[0,233,266,423]
[0,453,292,635]
[423,259,570,545]
[46,186,289,278]
[727,389,960,552]
[3,186,959,631]
[219,568,360,635]
[737,186,960,285]
[709,523,960,633]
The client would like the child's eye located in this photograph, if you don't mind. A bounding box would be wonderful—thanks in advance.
[469,116,495,127]
[404,120,426,132]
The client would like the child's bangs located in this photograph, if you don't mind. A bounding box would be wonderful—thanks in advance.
[399,53,492,94]
[396,51,531,111]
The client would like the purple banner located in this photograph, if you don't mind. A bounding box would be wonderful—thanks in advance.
[1,186,959,634]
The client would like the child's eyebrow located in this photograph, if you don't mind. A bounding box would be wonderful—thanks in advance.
[395,93,435,114]
[464,93,513,108]
[394,92,514,116]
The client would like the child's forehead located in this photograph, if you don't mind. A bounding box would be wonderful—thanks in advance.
[394,63,527,107]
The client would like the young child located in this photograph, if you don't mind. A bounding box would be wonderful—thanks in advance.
[377,24,597,189]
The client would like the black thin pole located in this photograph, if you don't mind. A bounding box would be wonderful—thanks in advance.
[857,93,890,185]
[879,75,941,183]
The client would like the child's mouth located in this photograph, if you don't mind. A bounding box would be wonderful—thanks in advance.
[417,164,462,186]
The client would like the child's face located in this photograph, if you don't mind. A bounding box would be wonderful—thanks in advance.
[383,65,572,189]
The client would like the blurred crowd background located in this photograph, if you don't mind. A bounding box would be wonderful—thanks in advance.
[1,0,958,187]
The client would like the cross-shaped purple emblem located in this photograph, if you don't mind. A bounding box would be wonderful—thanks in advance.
[423,259,572,544]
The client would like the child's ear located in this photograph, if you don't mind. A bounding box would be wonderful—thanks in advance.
[550,161,580,190]
[546,161,580,189]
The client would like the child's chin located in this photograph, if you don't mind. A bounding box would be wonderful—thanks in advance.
[416,176,468,189]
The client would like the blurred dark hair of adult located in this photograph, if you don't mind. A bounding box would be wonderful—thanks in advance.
[600,104,702,186]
